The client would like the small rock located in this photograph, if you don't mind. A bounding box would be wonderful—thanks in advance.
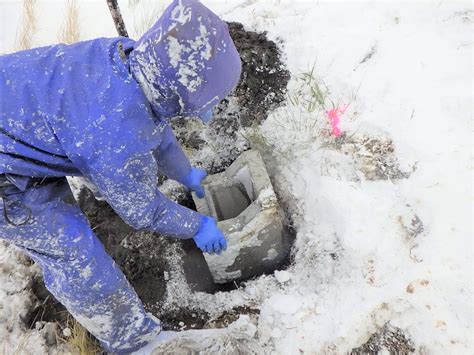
[35,321,45,331]
[62,327,72,337]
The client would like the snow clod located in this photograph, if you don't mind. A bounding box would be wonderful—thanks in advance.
[274,270,291,284]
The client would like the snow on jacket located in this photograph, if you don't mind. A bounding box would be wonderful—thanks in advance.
[0,0,242,239]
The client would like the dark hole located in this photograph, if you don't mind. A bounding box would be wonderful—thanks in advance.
[211,183,251,221]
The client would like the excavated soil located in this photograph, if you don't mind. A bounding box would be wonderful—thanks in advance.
[351,323,415,354]
[26,22,291,336]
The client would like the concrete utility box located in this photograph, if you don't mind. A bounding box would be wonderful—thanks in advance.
[193,150,285,284]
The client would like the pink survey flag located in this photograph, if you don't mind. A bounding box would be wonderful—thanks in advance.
[326,104,349,137]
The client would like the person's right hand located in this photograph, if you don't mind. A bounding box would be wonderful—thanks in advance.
[193,216,227,254]
[182,168,207,198]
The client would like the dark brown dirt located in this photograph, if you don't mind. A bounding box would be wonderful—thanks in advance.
[206,306,260,329]
[78,189,215,320]
[228,22,290,127]
[351,323,415,354]
[25,277,69,328]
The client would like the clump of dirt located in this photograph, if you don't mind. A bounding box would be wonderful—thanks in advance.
[78,189,213,315]
[206,306,260,329]
[399,213,424,239]
[159,308,210,331]
[351,323,415,354]
[353,136,410,180]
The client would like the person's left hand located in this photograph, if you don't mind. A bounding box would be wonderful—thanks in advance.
[182,168,207,198]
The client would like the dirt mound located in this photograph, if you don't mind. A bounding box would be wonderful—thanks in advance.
[227,22,290,127]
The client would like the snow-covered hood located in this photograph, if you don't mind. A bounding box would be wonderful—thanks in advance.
[129,0,242,119]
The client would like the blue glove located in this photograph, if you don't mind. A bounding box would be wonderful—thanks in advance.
[193,216,227,255]
[182,168,207,198]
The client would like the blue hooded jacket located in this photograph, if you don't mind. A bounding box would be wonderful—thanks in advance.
[0,0,242,239]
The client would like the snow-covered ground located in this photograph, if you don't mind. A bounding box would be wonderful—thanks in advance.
[1,0,472,354]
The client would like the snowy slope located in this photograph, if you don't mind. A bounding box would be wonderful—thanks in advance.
[0,0,472,354]
[219,1,472,353]
[210,1,472,353]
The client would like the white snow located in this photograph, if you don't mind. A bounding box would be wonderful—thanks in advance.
[0,0,472,354]
[233,165,255,200]
[274,270,291,284]
[62,327,72,338]
[0,242,49,353]
[202,1,473,353]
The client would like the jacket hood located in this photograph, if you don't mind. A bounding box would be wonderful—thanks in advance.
[129,0,242,119]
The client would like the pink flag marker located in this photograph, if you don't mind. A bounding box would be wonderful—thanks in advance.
[326,104,348,137]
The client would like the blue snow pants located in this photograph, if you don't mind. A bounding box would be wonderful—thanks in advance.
[0,178,160,353]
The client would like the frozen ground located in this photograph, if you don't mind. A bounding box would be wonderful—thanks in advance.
[1,0,472,354]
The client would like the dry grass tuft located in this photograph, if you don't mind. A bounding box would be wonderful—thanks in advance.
[288,64,330,113]
[58,0,81,44]
[15,0,38,51]
[241,64,335,165]
[57,317,102,354]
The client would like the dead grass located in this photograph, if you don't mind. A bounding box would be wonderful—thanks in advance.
[288,63,330,113]
[57,317,102,355]
[58,0,81,44]
[15,0,38,51]
[241,64,335,164]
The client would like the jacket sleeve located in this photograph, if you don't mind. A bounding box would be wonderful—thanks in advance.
[84,144,202,239]
[67,118,203,239]
[153,125,192,184]
[84,131,202,238]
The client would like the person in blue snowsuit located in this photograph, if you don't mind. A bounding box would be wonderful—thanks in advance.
[0,0,241,352]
